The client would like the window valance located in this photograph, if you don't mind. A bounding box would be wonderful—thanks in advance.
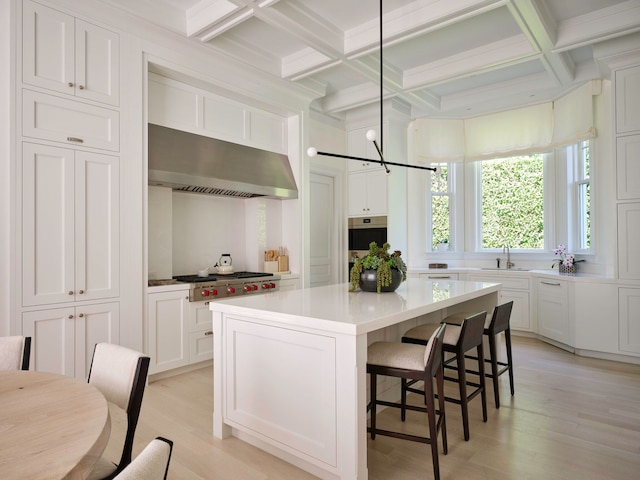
[412,80,599,163]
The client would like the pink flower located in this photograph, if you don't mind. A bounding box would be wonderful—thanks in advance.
[563,255,575,267]
[553,244,566,256]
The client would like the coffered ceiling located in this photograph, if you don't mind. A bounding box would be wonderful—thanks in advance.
[100,0,640,119]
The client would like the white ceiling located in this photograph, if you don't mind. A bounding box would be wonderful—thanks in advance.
[100,0,640,120]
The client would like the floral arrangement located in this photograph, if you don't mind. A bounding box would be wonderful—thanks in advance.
[551,244,585,269]
[350,242,407,293]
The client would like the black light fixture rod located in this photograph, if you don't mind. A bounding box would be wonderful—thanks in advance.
[379,0,383,155]
[314,150,436,172]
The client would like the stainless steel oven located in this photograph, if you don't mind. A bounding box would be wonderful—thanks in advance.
[348,216,387,251]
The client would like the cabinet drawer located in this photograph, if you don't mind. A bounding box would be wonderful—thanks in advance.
[190,330,213,363]
[23,90,119,151]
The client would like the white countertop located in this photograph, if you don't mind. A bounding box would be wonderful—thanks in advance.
[209,278,500,335]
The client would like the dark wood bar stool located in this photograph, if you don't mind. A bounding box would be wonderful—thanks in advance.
[367,323,447,480]
[402,312,488,441]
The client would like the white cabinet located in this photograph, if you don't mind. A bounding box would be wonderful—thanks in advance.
[347,126,383,172]
[536,278,571,346]
[574,282,619,355]
[147,290,213,374]
[147,290,190,374]
[23,89,120,151]
[619,288,640,355]
[188,301,213,364]
[616,135,640,200]
[466,273,532,332]
[615,65,640,134]
[348,170,388,217]
[22,0,120,106]
[22,142,119,307]
[617,203,640,280]
[22,302,119,379]
[148,74,287,153]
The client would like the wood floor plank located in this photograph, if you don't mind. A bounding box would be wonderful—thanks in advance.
[108,336,640,479]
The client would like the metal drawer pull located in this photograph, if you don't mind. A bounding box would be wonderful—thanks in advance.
[78,289,84,294]
[78,313,84,318]
[68,82,74,87]
[68,291,74,295]
[428,275,451,279]
[78,85,85,90]
[204,331,213,336]
[66,137,84,143]
[541,281,561,286]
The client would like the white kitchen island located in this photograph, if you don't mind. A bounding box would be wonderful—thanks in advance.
[210,278,500,480]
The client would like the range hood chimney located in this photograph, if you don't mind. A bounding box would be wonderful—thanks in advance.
[148,124,298,199]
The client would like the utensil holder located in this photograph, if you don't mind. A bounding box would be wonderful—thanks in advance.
[264,261,278,273]
[278,255,289,272]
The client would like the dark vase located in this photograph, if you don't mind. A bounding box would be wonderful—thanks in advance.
[359,268,404,293]
[558,264,577,275]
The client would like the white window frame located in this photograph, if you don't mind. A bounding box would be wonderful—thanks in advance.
[426,162,463,253]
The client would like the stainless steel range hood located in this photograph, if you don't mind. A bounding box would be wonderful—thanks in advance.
[148,124,298,199]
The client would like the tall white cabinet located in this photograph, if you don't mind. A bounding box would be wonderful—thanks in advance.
[347,125,388,217]
[17,0,122,378]
[614,62,640,359]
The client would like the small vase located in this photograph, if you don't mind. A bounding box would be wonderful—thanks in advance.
[359,268,403,293]
[558,264,577,275]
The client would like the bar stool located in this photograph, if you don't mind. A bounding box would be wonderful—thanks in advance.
[402,312,488,441]
[367,323,447,480]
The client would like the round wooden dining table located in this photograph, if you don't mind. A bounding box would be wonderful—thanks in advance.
[0,370,111,479]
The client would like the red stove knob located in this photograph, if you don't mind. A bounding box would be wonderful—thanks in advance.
[244,285,252,292]
[252,285,258,291]
[211,289,218,296]
[269,282,276,289]
[203,290,210,296]
[262,283,270,289]
[228,287,236,294]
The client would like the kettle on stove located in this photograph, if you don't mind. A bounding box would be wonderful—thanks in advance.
[217,254,234,274]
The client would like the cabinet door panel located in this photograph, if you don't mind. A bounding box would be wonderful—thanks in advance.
[75,302,120,380]
[189,301,212,332]
[22,143,75,306]
[75,19,120,106]
[75,151,119,301]
[23,89,120,151]
[22,307,75,375]
[190,330,214,363]
[366,170,388,216]
[148,291,189,374]
[619,288,640,354]
[615,66,640,134]
[618,203,640,280]
[616,135,640,200]
[537,279,570,344]
[22,0,74,95]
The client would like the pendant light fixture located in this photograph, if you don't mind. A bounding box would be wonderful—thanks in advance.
[307,0,437,174]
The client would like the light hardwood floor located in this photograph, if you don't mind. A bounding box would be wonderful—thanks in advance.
[108,336,640,479]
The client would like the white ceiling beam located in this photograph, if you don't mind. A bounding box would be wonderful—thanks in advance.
[507,0,574,86]
[185,0,242,38]
[554,0,640,52]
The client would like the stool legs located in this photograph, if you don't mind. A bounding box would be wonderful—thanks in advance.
[487,328,515,408]
[455,344,487,441]
[505,328,515,397]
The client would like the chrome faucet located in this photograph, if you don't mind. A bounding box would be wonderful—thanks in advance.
[503,245,514,269]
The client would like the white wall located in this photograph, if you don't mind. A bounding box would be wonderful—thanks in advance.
[0,0,11,336]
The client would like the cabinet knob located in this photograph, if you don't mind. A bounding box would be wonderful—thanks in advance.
[68,82,74,87]
[78,313,84,318]
[78,85,85,90]
[68,291,74,295]
[68,314,74,319]
[204,331,213,336]
[78,289,84,294]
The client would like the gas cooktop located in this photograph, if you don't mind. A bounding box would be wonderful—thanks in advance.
[173,272,274,283]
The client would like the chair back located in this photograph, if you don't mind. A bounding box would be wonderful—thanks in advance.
[114,437,173,480]
[88,343,150,472]
[0,336,31,370]
[458,311,487,352]
[488,301,514,335]
[424,323,446,377]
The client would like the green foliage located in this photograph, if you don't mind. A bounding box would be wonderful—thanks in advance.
[481,155,544,249]
[349,242,407,293]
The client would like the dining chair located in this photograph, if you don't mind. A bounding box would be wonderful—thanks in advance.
[113,437,173,480]
[0,336,31,370]
[367,323,447,480]
[87,343,151,480]
[402,311,488,441]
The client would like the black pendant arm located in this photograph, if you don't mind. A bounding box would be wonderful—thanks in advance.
[371,139,390,174]
[313,150,437,172]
